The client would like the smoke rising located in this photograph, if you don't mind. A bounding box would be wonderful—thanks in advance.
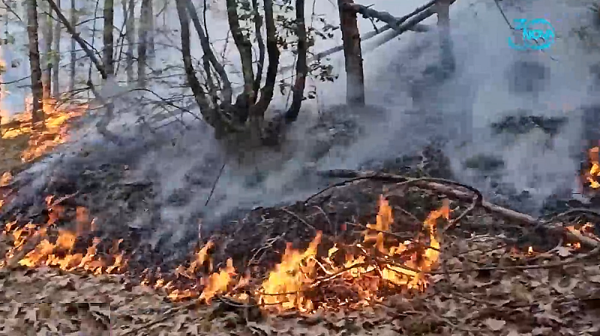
[4,0,600,249]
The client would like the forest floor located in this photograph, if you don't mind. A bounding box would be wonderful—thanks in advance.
[1,111,600,336]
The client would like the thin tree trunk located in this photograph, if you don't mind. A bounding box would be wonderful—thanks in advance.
[175,0,227,137]
[285,0,307,123]
[338,0,365,106]
[436,0,455,75]
[249,0,279,116]
[184,0,232,107]
[247,0,279,144]
[148,0,155,59]
[27,0,44,128]
[138,0,150,87]
[124,0,135,83]
[41,2,53,100]
[69,0,76,91]
[226,0,255,108]
[103,0,114,76]
[251,0,265,104]
[52,0,61,97]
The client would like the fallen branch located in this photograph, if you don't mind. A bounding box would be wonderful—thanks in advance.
[343,3,426,33]
[314,169,599,248]
[279,0,433,73]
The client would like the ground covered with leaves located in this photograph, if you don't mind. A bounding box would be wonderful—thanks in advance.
[2,176,600,336]
[2,109,600,335]
[1,224,600,336]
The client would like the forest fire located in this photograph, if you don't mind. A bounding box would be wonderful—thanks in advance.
[0,194,449,312]
[1,97,85,163]
[583,144,600,190]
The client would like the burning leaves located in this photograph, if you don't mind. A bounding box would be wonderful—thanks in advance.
[1,98,85,164]
[2,221,600,336]
[1,194,451,313]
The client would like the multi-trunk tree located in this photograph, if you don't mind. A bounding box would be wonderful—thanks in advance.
[174,0,313,142]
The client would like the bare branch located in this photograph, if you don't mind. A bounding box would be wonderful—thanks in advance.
[46,0,108,79]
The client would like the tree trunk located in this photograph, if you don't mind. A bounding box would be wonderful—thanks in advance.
[184,0,232,107]
[47,0,108,79]
[52,0,61,97]
[248,0,279,117]
[246,0,279,145]
[436,0,455,75]
[138,0,151,87]
[251,0,264,104]
[226,0,255,110]
[103,0,114,76]
[124,0,135,83]
[338,0,364,106]
[69,0,76,91]
[175,0,227,137]
[148,0,155,59]
[41,2,53,100]
[285,0,307,123]
[27,0,44,128]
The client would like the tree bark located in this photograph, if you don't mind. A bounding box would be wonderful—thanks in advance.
[123,0,135,83]
[248,0,279,118]
[41,2,53,100]
[103,0,115,76]
[138,0,151,87]
[226,0,255,110]
[148,0,155,59]
[337,0,364,106]
[52,0,62,97]
[285,0,307,123]
[251,0,265,104]
[184,0,232,108]
[175,0,227,136]
[27,0,45,128]
[436,0,455,75]
[69,0,77,91]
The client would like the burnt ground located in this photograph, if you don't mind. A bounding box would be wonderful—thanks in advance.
[3,107,600,335]
[1,103,598,273]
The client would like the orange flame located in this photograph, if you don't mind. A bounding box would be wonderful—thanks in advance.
[2,195,452,312]
[585,146,600,189]
[1,97,86,162]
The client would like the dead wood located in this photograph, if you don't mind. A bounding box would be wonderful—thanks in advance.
[343,2,426,34]
[278,0,432,74]
[315,169,600,248]
[368,5,438,52]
